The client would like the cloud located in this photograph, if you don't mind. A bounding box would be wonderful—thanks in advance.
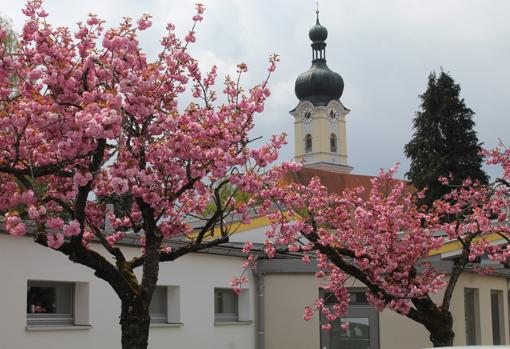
[2,0,509,179]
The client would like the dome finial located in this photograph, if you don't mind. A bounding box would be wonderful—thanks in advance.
[308,2,328,45]
[316,0,320,23]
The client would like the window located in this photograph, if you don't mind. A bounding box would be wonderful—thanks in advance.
[150,286,180,325]
[349,290,368,305]
[464,288,480,345]
[330,133,337,153]
[491,290,505,345]
[27,281,74,326]
[214,288,238,322]
[305,134,312,153]
[150,286,167,324]
[321,289,380,349]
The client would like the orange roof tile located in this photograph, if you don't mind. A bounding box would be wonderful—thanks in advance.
[283,167,414,200]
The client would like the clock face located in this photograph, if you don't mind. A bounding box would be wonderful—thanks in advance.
[327,106,340,122]
[302,106,314,123]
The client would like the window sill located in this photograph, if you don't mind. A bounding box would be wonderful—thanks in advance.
[214,321,253,326]
[150,322,183,328]
[26,325,92,332]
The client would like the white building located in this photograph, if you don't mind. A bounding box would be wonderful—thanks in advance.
[0,232,257,349]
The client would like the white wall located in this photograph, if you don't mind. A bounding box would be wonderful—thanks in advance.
[229,225,268,243]
[0,234,255,349]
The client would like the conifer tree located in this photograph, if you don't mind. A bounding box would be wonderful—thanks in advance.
[404,71,488,207]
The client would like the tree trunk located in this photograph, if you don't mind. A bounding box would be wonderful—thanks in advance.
[425,311,455,347]
[120,299,151,349]
[409,297,455,348]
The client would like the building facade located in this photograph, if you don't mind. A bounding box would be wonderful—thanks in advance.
[254,258,510,349]
[0,233,256,349]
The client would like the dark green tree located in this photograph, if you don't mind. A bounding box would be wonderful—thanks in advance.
[405,71,488,208]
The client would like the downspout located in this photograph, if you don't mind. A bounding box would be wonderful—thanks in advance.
[507,278,510,344]
[253,269,265,349]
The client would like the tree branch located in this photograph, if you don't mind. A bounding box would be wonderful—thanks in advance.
[33,228,134,300]
[441,232,477,311]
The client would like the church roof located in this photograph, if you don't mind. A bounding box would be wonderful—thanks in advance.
[283,167,414,201]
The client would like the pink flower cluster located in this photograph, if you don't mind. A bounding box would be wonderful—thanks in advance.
[5,214,27,236]
[242,150,510,331]
[0,2,298,275]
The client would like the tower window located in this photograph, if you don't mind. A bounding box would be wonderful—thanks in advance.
[305,134,313,153]
[330,133,337,153]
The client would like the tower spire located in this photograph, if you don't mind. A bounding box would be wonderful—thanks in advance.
[291,6,351,173]
[308,6,328,62]
[295,11,344,106]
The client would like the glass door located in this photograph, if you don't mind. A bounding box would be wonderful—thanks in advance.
[320,289,379,349]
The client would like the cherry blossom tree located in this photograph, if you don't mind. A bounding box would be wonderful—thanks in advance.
[0,1,295,348]
[249,150,510,347]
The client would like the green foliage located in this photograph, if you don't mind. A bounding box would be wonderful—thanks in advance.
[0,16,16,51]
[404,71,488,208]
[0,16,18,85]
[203,183,250,217]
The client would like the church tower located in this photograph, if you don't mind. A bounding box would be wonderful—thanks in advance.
[290,11,352,173]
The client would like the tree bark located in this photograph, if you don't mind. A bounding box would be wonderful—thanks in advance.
[120,298,151,349]
[410,297,455,347]
[426,312,454,347]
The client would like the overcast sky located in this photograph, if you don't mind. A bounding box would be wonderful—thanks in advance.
[2,0,509,179]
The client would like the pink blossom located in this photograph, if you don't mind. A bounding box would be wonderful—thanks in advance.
[304,306,314,321]
[161,245,172,254]
[106,231,125,247]
[46,217,64,229]
[184,31,196,43]
[111,177,129,194]
[47,233,65,249]
[137,14,152,30]
[74,172,93,187]
[28,205,46,220]
[288,245,300,252]
[6,214,27,236]
[63,220,81,237]
[242,241,253,253]
[87,14,100,26]
[230,276,248,295]
[321,323,331,330]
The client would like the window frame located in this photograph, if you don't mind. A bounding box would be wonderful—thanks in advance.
[491,289,506,345]
[330,133,337,153]
[305,134,313,153]
[149,285,181,326]
[214,288,239,323]
[149,286,168,324]
[464,287,480,345]
[320,288,380,349]
[26,281,75,326]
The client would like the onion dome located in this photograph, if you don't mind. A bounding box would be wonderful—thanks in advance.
[309,20,328,43]
[295,14,344,106]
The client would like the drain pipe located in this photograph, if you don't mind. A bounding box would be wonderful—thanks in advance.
[253,269,265,349]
